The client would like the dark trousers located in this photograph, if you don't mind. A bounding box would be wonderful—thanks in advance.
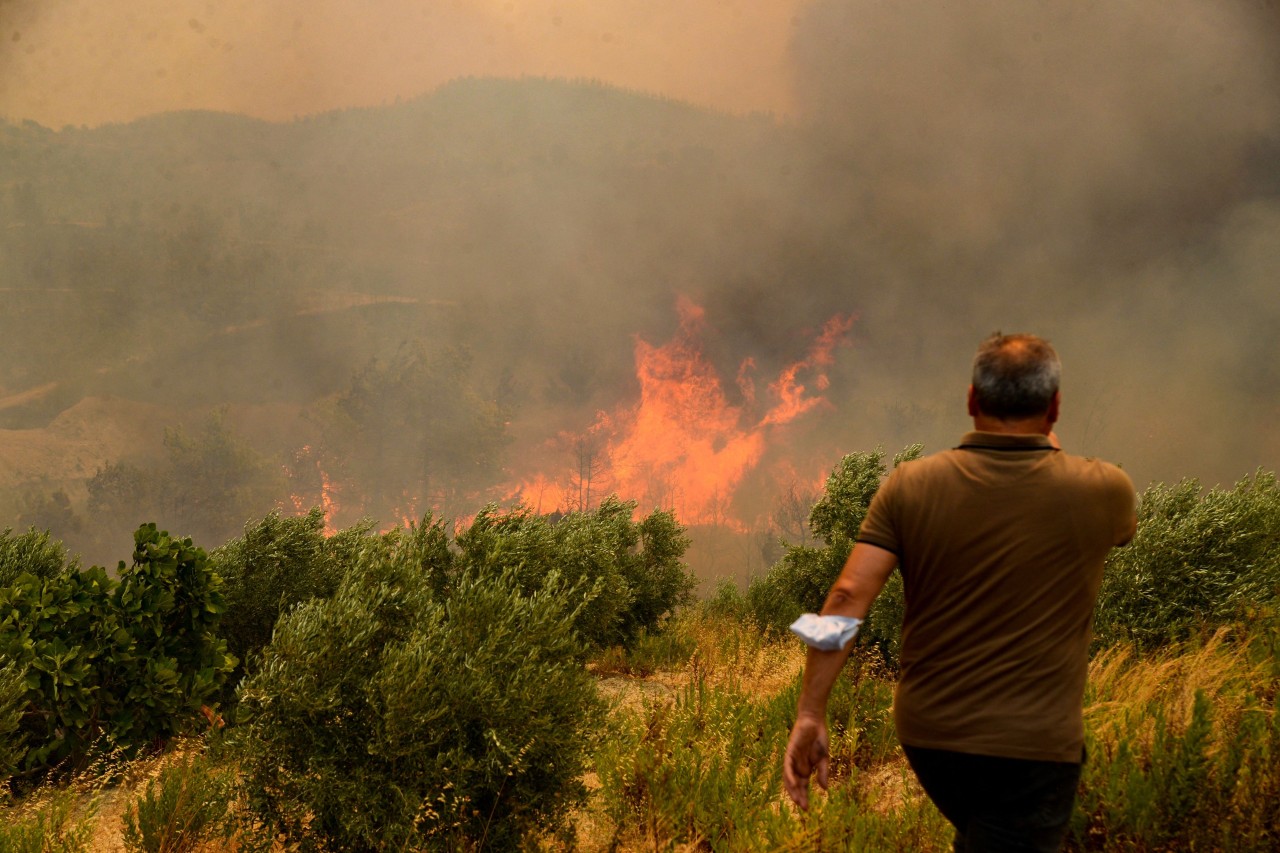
[902,745,1082,853]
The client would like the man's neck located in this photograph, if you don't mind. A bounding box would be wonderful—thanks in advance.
[971,414,1053,436]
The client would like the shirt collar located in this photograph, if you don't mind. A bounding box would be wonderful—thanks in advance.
[956,431,1057,451]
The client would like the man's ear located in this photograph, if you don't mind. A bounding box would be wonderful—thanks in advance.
[1047,390,1061,425]
[967,385,980,418]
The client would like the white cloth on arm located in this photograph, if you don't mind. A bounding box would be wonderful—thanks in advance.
[789,613,863,651]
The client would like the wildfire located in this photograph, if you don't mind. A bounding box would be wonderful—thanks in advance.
[508,296,855,528]
[319,468,340,537]
[285,298,855,536]
[286,445,342,536]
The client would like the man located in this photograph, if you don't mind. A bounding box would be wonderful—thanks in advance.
[783,333,1136,852]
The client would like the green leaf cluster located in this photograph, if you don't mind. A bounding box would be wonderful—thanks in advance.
[1095,470,1280,649]
[456,497,695,649]
[0,529,75,589]
[0,524,234,788]
[235,517,604,851]
[207,508,349,701]
[745,446,920,664]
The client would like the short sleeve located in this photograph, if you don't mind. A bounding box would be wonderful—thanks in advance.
[857,465,902,555]
[1108,466,1138,546]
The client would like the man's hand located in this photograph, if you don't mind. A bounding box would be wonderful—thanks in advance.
[783,712,830,810]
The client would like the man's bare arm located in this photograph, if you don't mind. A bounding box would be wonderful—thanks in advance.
[783,542,899,809]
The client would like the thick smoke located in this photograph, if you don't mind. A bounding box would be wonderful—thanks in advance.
[0,0,801,126]
[791,0,1278,256]
[775,0,1280,486]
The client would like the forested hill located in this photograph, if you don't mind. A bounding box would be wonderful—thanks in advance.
[2,76,785,246]
[0,77,813,424]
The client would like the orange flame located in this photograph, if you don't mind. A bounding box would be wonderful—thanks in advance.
[285,444,342,536]
[507,296,855,528]
[319,469,340,537]
[294,299,854,536]
[761,313,855,426]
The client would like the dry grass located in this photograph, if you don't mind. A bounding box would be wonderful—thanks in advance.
[84,748,190,853]
[666,612,806,697]
[34,615,1280,852]
[1084,626,1272,752]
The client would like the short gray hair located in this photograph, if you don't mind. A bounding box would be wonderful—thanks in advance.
[971,333,1061,419]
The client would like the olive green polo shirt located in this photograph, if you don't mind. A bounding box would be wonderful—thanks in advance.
[858,432,1136,763]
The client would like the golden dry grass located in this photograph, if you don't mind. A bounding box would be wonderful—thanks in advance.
[46,616,1279,852]
[1083,626,1273,754]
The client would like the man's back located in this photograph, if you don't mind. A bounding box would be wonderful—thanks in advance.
[784,333,1139,850]
[858,431,1135,762]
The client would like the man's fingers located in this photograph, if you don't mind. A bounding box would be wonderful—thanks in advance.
[783,750,810,810]
[784,717,833,811]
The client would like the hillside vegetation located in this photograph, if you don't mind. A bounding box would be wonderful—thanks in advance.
[0,448,1277,850]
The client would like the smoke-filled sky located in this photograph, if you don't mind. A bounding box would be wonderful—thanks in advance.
[0,0,803,127]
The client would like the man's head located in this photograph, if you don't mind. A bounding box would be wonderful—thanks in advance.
[968,333,1061,425]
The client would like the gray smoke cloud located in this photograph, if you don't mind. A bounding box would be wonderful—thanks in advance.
[774,0,1280,488]
[791,0,1278,255]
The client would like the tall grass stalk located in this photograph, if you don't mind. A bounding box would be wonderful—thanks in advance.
[0,785,99,853]
[121,746,235,853]
[1072,619,1280,850]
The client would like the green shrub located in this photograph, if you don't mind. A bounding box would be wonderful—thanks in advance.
[702,578,748,620]
[121,748,234,853]
[746,446,920,665]
[0,525,234,787]
[457,497,694,649]
[208,508,358,703]
[0,528,73,588]
[1071,616,1280,851]
[594,672,794,850]
[109,526,235,741]
[235,528,603,852]
[745,542,844,634]
[628,508,697,640]
[1095,471,1280,649]
[0,662,29,787]
[1073,691,1280,850]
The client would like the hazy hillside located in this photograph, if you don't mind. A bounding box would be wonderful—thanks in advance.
[0,79,814,417]
[2,69,1279,569]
